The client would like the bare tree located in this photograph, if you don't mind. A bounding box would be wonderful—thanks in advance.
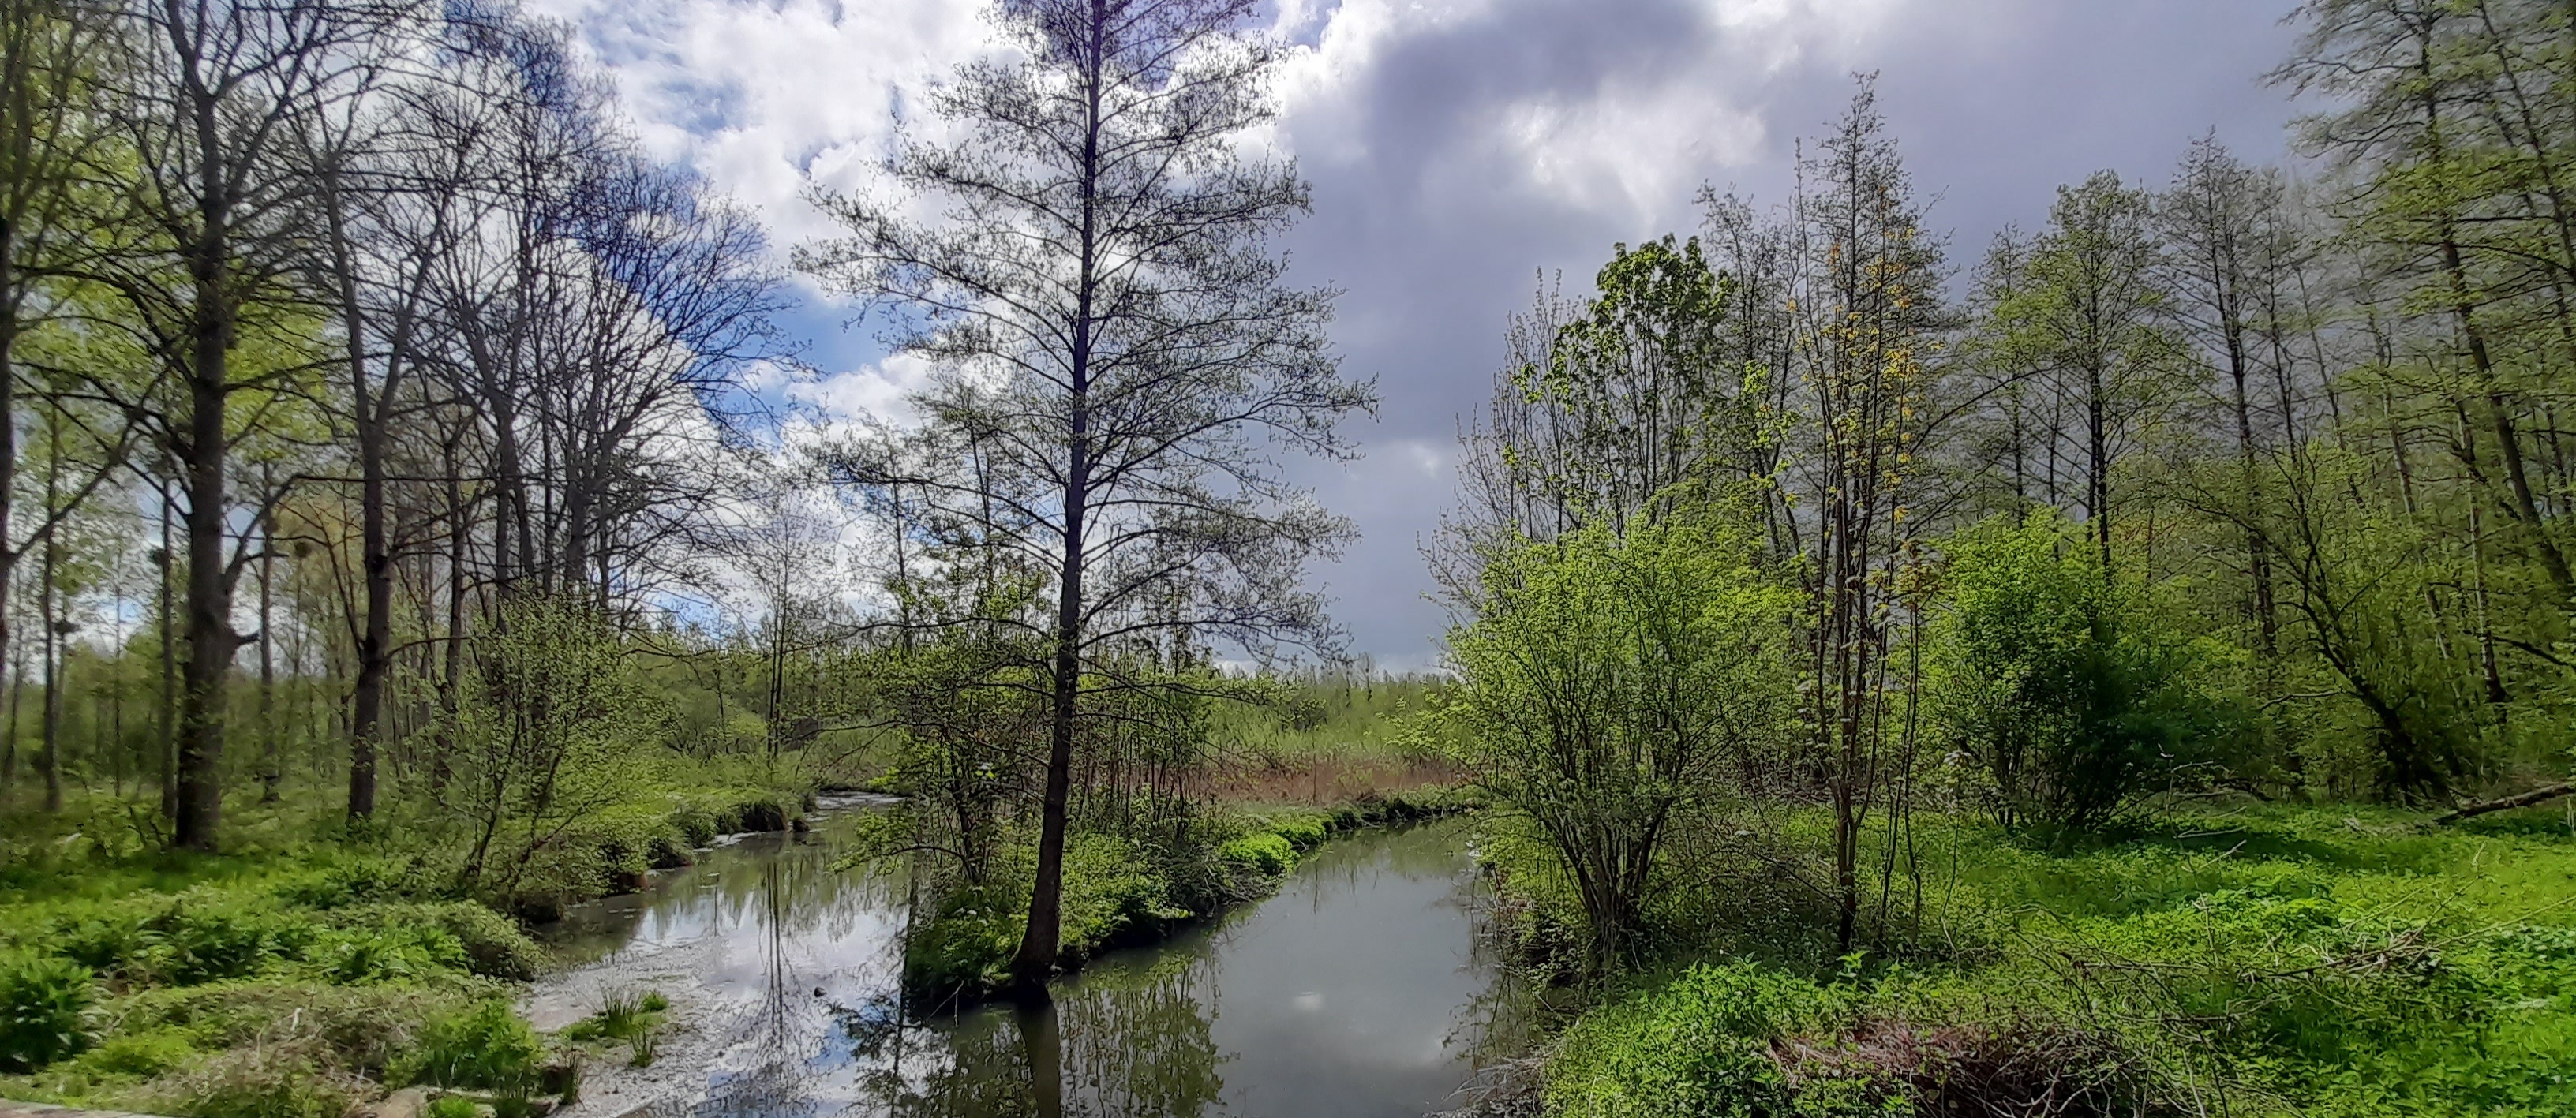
[802,0,1372,990]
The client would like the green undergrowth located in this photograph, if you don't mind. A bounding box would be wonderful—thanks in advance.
[0,769,813,1118]
[897,785,1477,1008]
[1522,805,2576,1117]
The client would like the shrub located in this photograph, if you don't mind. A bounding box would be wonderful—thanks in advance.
[73,1027,200,1079]
[1931,511,2233,832]
[47,910,156,978]
[331,903,542,982]
[1267,814,1331,851]
[154,900,321,986]
[425,1096,480,1118]
[271,858,420,910]
[399,1001,544,1094]
[1547,961,1848,1118]
[1219,832,1297,877]
[1,949,95,1071]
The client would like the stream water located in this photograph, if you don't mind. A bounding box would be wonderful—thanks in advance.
[525,802,1526,1118]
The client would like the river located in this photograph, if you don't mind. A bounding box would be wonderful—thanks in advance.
[524,801,1527,1118]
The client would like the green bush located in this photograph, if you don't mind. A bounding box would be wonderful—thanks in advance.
[400,1001,544,1094]
[271,858,421,910]
[1267,814,1331,851]
[154,900,322,986]
[1219,832,1297,877]
[1932,511,2235,832]
[46,910,157,978]
[1,949,95,1071]
[72,1028,200,1079]
[425,1095,480,1118]
[330,903,542,982]
[1547,961,1849,1118]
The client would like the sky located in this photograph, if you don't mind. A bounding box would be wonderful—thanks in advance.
[525,0,2310,671]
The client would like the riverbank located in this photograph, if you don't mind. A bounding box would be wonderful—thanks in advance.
[0,770,817,1118]
[898,783,1481,1009]
[1480,803,2576,1117]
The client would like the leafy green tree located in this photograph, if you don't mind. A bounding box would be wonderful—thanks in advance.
[1437,503,1794,973]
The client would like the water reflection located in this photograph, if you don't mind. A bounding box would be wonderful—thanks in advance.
[535,813,1522,1118]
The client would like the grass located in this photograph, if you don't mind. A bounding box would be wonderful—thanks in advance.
[0,761,815,1118]
[556,989,668,1044]
[1526,803,2576,1117]
[1200,672,1461,805]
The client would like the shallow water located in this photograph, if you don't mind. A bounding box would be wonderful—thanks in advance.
[528,807,1523,1118]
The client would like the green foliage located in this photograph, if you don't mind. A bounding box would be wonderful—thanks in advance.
[1931,511,2235,832]
[72,1028,199,1079]
[329,904,543,982]
[1217,832,1297,877]
[1535,807,2576,1116]
[425,1095,481,1118]
[399,1001,543,1094]
[1440,509,1795,972]
[1547,962,1851,1117]
[1,950,95,1072]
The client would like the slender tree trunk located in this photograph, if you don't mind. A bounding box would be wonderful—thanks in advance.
[38,409,62,813]
[432,436,466,795]
[258,505,278,804]
[3,652,23,795]
[2088,361,2113,579]
[1013,9,1106,993]
[157,472,175,820]
[0,227,17,768]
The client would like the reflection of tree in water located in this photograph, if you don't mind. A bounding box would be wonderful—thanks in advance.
[627,817,1522,1118]
[841,956,1223,1118]
[1444,840,1540,1079]
[693,858,828,1118]
[543,820,907,966]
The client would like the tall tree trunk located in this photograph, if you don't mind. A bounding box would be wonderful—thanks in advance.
[2088,360,2113,579]
[258,503,278,804]
[157,472,174,820]
[173,266,239,852]
[1012,11,1106,993]
[38,409,62,813]
[3,652,23,795]
[0,222,17,776]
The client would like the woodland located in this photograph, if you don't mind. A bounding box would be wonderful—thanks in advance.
[5,1,2576,1117]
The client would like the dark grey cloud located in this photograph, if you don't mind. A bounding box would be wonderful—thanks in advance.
[1270,0,2305,668]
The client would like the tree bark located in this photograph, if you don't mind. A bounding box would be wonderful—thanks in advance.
[1011,0,1107,994]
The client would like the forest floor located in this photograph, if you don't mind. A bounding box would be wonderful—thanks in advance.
[1514,801,2576,1117]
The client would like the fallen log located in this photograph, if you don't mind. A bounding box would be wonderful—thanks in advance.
[2435,781,2576,824]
